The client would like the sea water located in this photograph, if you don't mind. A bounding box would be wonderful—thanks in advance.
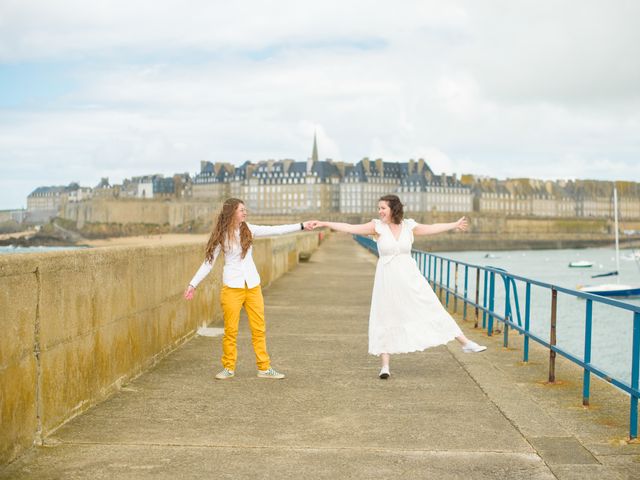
[0,245,85,255]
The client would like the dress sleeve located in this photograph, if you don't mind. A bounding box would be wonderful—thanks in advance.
[372,219,384,235]
[405,218,418,231]
[405,219,418,243]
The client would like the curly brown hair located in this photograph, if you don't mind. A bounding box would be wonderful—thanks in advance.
[379,194,404,224]
[205,198,252,262]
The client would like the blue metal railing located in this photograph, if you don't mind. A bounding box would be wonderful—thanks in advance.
[353,234,640,440]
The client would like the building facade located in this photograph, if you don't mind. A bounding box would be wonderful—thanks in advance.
[27,184,79,212]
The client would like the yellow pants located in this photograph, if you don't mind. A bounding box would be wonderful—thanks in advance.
[220,284,270,371]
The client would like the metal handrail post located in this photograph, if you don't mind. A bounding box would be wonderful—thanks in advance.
[583,299,593,406]
[453,262,459,313]
[549,289,558,383]
[432,255,437,289]
[523,282,531,363]
[463,265,469,320]
[422,253,427,278]
[630,312,640,439]
[446,260,451,308]
[504,275,511,348]
[439,257,444,300]
[488,272,496,336]
[474,268,480,328]
[482,270,488,328]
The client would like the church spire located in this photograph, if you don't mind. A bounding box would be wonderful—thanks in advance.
[311,131,319,163]
[307,131,318,174]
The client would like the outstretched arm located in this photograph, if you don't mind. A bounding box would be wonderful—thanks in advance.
[316,220,376,235]
[183,245,221,300]
[249,221,317,237]
[413,216,468,236]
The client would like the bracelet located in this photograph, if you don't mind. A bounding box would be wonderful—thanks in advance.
[300,222,304,230]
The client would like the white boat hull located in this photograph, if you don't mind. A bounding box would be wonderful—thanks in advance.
[578,284,640,297]
[569,261,593,268]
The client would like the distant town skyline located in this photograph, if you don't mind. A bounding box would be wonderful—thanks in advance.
[24,156,640,231]
[1,1,639,210]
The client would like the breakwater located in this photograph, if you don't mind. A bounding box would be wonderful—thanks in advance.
[0,231,321,465]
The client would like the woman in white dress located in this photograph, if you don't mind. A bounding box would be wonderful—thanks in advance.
[315,194,486,379]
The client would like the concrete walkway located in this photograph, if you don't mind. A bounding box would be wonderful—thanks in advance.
[2,234,639,479]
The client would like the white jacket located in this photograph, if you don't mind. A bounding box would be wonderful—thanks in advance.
[189,223,302,289]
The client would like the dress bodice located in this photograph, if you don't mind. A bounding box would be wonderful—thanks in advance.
[373,219,417,259]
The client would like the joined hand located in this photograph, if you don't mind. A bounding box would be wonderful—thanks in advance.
[302,220,320,231]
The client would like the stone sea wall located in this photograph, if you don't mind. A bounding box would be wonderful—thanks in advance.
[0,231,321,465]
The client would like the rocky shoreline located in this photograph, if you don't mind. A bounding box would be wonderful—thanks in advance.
[0,235,81,248]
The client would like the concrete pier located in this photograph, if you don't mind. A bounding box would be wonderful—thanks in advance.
[1,234,639,479]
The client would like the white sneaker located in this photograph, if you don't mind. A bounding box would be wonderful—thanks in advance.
[215,368,235,379]
[257,367,285,379]
[379,366,390,379]
[462,341,487,353]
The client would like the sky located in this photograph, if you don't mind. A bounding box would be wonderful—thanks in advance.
[1,1,639,210]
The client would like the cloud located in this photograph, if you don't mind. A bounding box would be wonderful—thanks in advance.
[0,1,639,209]
[0,1,464,61]
[462,1,640,106]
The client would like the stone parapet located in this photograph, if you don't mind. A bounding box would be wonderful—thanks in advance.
[0,231,321,465]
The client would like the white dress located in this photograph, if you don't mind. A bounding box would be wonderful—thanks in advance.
[368,219,463,355]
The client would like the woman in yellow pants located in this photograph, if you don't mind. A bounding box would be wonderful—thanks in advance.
[184,198,315,379]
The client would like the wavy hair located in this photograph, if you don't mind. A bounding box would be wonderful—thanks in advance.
[379,194,404,224]
[205,198,252,262]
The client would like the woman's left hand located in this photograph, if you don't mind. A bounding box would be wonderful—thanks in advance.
[455,216,469,232]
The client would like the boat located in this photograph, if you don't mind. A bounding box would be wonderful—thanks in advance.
[568,260,593,268]
[578,283,640,297]
[578,187,640,298]
[591,270,618,278]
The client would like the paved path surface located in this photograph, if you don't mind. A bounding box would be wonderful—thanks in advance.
[2,234,639,479]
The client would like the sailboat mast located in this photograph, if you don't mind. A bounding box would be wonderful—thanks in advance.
[614,186,620,278]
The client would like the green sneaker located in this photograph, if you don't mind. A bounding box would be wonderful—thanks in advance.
[257,367,285,379]
[215,368,235,380]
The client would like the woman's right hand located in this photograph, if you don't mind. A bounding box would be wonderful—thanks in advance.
[184,285,195,300]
